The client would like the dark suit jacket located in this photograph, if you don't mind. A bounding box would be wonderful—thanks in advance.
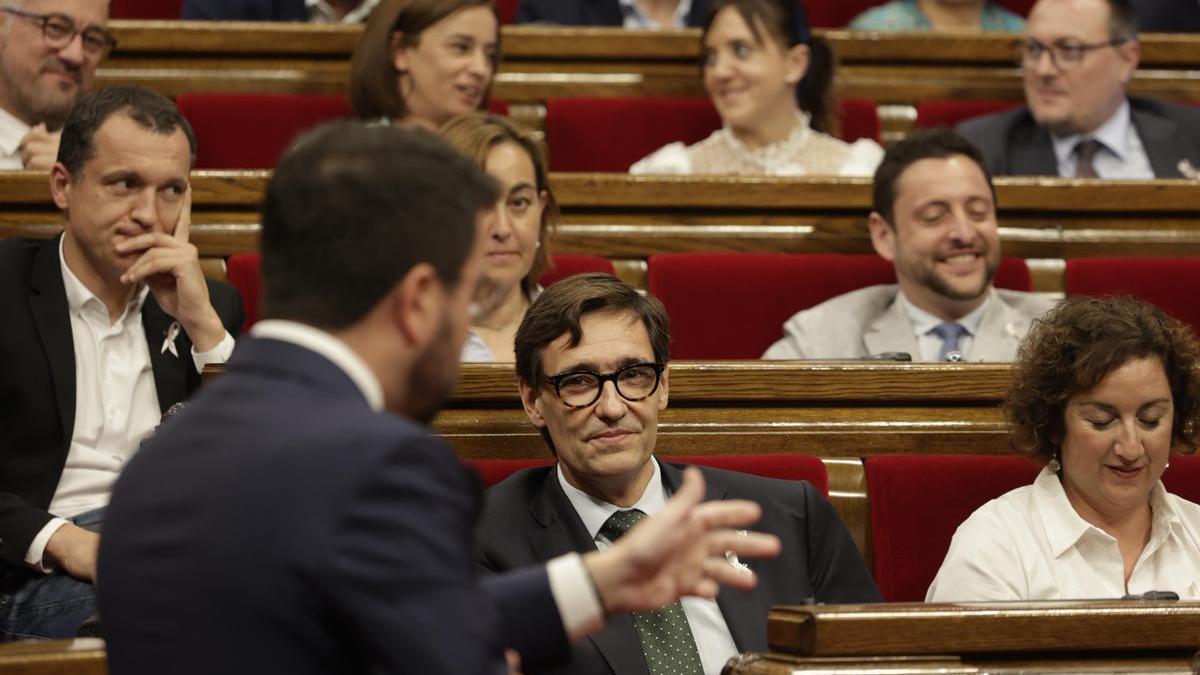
[477,461,882,675]
[180,0,308,20]
[1133,0,1200,32]
[516,0,710,27]
[0,236,243,568]
[956,96,1200,178]
[97,337,567,674]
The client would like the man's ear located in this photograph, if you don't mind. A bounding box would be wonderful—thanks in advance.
[389,262,442,350]
[867,211,896,263]
[518,377,548,429]
[49,163,72,211]
[657,365,669,411]
[390,30,410,73]
[1116,38,1140,85]
[783,43,810,85]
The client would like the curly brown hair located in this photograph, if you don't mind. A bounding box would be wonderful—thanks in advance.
[1006,295,1200,463]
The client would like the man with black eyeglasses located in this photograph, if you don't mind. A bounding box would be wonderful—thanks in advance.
[958,0,1200,178]
[0,0,113,170]
[477,273,880,675]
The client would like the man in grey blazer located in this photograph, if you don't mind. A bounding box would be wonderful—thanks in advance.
[957,0,1200,178]
[763,129,1056,361]
[479,274,880,675]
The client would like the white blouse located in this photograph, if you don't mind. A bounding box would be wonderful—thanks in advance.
[927,466,1200,601]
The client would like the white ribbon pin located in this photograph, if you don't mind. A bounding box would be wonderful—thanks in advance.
[161,321,181,358]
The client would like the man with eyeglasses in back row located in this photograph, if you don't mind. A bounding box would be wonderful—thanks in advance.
[958,0,1200,178]
[0,0,112,170]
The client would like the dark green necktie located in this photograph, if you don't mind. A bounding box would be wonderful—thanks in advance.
[599,509,705,675]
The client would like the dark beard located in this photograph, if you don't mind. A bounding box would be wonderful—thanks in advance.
[403,316,459,425]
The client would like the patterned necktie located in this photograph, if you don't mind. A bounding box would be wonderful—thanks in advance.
[599,509,705,675]
[930,321,969,361]
[1074,138,1103,178]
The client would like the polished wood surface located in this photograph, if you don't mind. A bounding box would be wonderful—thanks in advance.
[766,601,1200,657]
[722,651,1197,674]
[0,638,108,675]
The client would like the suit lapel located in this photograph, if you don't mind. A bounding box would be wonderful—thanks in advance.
[591,0,626,24]
[528,469,649,675]
[862,292,920,358]
[142,296,189,414]
[1131,105,1184,178]
[969,293,1024,361]
[29,235,76,446]
[1010,122,1059,176]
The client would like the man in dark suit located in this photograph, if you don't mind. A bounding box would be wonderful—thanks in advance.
[958,0,1200,178]
[179,0,375,21]
[517,0,710,28]
[97,121,779,674]
[478,274,881,675]
[1133,0,1200,32]
[0,85,243,640]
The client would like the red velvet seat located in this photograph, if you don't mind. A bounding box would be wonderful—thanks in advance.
[227,253,616,331]
[865,454,1040,602]
[178,93,353,169]
[645,253,1032,360]
[543,96,880,172]
[496,0,519,23]
[914,100,1021,130]
[112,0,182,18]
[807,0,1033,27]
[1065,257,1200,335]
[1162,454,1200,506]
[468,453,828,495]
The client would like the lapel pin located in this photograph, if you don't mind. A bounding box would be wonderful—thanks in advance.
[161,321,181,358]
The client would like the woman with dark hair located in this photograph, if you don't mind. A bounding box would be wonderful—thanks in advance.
[441,112,558,361]
[631,0,882,175]
[928,296,1200,601]
[350,0,498,130]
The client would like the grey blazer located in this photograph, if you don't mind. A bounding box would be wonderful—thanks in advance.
[956,96,1200,178]
[761,284,1057,361]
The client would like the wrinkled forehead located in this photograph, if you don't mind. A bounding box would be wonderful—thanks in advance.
[894,155,992,207]
[542,309,654,374]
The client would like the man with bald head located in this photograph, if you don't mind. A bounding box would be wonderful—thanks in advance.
[0,0,110,169]
[958,0,1200,178]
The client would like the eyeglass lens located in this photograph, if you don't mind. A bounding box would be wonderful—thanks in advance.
[555,364,660,407]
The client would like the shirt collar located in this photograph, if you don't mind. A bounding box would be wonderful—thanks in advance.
[250,319,385,412]
[58,234,148,324]
[305,0,378,23]
[1032,464,1186,557]
[898,288,993,338]
[0,106,29,159]
[617,0,691,28]
[1051,100,1132,166]
[557,457,666,541]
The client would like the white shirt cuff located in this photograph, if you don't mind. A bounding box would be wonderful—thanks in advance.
[547,552,605,641]
[191,330,235,373]
[25,517,69,573]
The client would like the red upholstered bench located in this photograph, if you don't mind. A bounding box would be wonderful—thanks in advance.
[1065,257,1200,336]
[537,254,616,287]
[914,100,1022,130]
[113,0,181,18]
[1162,454,1200,506]
[468,454,829,495]
[646,253,1032,360]
[864,454,1041,602]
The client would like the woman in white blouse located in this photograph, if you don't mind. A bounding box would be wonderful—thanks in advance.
[630,0,883,176]
[928,296,1200,601]
[441,112,557,362]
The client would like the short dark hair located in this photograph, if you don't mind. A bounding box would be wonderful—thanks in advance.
[1007,295,1200,463]
[514,274,671,387]
[871,128,995,226]
[261,121,499,329]
[350,0,496,120]
[1107,0,1137,39]
[57,86,197,180]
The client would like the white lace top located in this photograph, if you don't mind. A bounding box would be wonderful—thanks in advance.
[629,114,884,177]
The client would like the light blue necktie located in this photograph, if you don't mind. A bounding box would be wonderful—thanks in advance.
[930,322,969,361]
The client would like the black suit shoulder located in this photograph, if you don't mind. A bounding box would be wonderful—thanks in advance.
[179,0,307,20]
[956,106,1038,175]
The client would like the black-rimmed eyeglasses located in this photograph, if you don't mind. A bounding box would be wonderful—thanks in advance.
[545,362,665,409]
[2,7,117,57]
[1015,37,1126,71]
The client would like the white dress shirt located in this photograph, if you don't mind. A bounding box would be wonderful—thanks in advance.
[1051,101,1155,179]
[250,320,605,641]
[305,0,378,23]
[897,290,992,362]
[0,106,29,170]
[558,458,740,675]
[618,0,691,28]
[927,466,1200,601]
[25,239,235,570]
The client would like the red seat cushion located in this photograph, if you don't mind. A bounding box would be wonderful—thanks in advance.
[226,252,262,333]
[495,0,519,23]
[1065,257,1200,335]
[538,254,617,288]
[1162,454,1200,505]
[178,93,352,169]
[112,0,182,18]
[915,100,1021,130]
[545,97,880,172]
[468,453,827,494]
[865,454,1041,602]
[646,253,1031,360]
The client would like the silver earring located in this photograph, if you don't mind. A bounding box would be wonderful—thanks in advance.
[1047,454,1061,472]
